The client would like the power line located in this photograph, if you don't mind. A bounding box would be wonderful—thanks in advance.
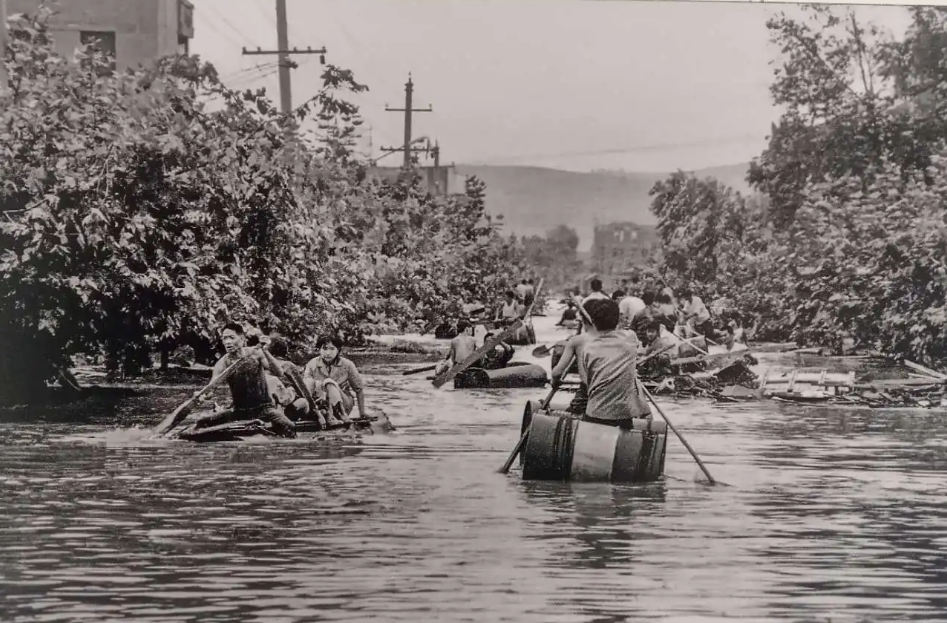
[463,133,766,165]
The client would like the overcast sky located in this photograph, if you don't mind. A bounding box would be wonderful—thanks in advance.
[190,0,913,173]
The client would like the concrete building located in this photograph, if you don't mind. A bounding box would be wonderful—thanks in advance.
[368,165,465,197]
[8,0,194,70]
[590,221,660,282]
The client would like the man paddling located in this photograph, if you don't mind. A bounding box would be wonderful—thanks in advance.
[435,321,479,376]
[551,305,596,415]
[580,298,652,428]
[190,323,297,438]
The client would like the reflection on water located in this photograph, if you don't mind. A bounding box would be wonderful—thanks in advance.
[4,325,947,621]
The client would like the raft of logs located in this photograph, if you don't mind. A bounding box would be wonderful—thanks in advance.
[453,362,549,389]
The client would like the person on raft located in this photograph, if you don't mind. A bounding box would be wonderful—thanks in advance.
[191,323,298,438]
[265,336,333,426]
[304,335,367,424]
[680,288,715,338]
[496,290,522,325]
[582,277,609,304]
[556,300,578,327]
[638,319,676,379]
[479,332,515,369]
[435,321,478,376]
[579,298,652,427]
[551,304,596,415]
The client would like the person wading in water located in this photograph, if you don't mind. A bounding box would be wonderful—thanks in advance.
[304,336,367,424]
[191,323,297,438]
[580,298,652,428]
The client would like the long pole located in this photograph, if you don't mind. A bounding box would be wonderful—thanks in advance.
[402,77,413,168]
[275,0,292,116]
[0,0,8,95]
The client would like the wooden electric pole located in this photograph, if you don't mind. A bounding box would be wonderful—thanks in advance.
[382,74,433,168]
[241,0,326,116]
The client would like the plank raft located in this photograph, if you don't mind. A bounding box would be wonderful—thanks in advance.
[517,400,667,483]
[171,412,395,442]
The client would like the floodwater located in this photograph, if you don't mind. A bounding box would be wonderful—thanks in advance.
[3,312,947,622]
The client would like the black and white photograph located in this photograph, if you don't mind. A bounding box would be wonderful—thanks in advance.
[2,0,947,620]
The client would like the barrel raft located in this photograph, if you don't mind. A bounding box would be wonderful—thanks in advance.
[454,362,549,389]
[518,400,667,483]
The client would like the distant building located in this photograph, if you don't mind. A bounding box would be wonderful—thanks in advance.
[590,222,660,282]
[8,0,194,70]
[367,165,465,197]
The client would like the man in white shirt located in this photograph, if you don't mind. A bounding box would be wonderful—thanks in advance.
[618,292,645,329]
[680,288,715,338]
[582,278,609,304]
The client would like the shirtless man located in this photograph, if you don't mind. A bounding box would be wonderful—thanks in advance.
[435,321,478,376]
[192,323,297,438]
[551,305,596,415]
[579,298,652,428]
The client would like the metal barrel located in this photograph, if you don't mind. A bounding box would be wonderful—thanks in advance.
[454,363,548,389]
[519,401,667,483]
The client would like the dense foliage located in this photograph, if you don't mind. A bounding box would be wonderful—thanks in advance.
[649,6,947,362]
[0,9,525,400]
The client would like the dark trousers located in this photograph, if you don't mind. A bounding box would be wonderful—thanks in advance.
[567,383,589,414]
[694,319,716,339]
[582,415,644,430]
[194,405,297,438]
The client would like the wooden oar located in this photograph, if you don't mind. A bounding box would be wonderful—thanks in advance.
[498,381,560,474]
[153,352,253,435]
[403,364,439,376]
[637,378,717,485]
[432,319,525,388]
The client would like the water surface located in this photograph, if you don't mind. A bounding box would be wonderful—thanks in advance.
[3,316,947,622]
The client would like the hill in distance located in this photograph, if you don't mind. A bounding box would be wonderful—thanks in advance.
[453,162,753,251]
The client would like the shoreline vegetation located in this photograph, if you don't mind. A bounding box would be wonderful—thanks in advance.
[3,6,947,407]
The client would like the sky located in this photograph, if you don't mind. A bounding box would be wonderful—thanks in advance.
[190,0,915,173]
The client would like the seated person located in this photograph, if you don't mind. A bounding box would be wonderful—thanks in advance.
[551,305,596,415]
[304,335,367,425]
[435,321,478,376]
[266,336,326,425]
[556,301,579,327]
[480,333,514,370]
[638,319,676,380]
[192,323,297,438]
[579,299,652,428]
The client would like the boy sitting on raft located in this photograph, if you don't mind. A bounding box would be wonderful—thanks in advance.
[579,298,652,428]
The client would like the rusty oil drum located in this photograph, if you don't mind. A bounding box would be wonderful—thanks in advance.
[518,400,667,482]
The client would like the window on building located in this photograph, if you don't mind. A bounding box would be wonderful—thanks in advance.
[80,31,116,73]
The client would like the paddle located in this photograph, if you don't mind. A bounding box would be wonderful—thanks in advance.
[153,351,255,436]
[432,319,525,388]
[403,364,439,376]
[637,378,717,485]
[498,381,561,474]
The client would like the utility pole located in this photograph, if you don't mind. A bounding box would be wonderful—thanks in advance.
[0,0,8,95]
[241,0,327,116]
[382,74,433,168]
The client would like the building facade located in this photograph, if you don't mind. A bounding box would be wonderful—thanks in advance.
[8,0,194,70]
[590,221,660,280]
[367,165,464,197]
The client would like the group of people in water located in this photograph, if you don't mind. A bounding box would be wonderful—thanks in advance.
[188,323,368,439]
[186,275,747,439]
[548,277,752,424]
